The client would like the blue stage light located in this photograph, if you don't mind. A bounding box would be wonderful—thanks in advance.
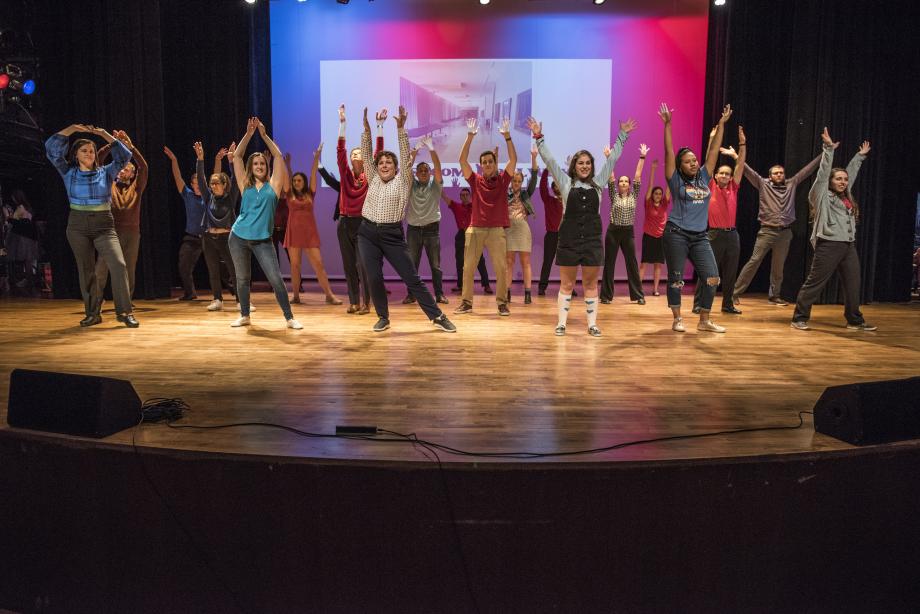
[23,79,36,95]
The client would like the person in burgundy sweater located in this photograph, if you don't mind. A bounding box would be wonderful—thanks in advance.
[335,104,385,314]
[441,187,492,295]
[453,116,517,316]
[639,159,670,297]
[693,125,747,314]
[537,168,563,296]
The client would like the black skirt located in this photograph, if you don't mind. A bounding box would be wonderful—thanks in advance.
[641,232,665,264]
[556,220,603,266]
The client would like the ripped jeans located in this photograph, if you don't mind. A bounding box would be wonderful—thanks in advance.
[662,222,719,310]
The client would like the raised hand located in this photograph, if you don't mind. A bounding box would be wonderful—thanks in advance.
[719,104,733,124]
[526,116,542,137]
[603,144,611,158]
[216,146,228,160]
[492,146,499,160]
[246,117,258,135]
[639,143,650,157]
[315,142,324,157]
[227,141,237,158]
[738,125,746,145]
[466,117,479,135]
[620,118,638,133]
[409,145,420,165]
[658,103,672,124]
[338,104,346,124]
[419,134,434,150]
[395,105,407,129]
[858,140,871,156]
[114,130,133,148]
[376,108,389,124]
[719,146,739,160]
[498,117,511,136]
[362,107,371,132]
[163,146,177,160]
[530,143,538,161]
[821,127,840,149]
[193,141,204,161]
[283,152,292,166]
[255,118,266,135]
[262,149,272,164]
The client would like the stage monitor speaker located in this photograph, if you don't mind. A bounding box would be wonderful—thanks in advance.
[7,369,141,438]
[814,376,920,445]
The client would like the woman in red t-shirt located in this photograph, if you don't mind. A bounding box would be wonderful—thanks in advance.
[283,147,341,305]
[640,159,670,296]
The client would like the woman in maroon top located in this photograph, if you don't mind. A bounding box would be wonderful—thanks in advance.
[283,146,341,305]
[640,159,670,296]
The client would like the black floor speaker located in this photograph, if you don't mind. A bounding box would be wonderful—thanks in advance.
[7,369,142,438]
[814,376,920,445]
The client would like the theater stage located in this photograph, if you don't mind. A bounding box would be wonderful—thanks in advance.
[1,286,919,613]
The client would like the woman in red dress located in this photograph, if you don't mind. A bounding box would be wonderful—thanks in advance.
[283,144,341,304]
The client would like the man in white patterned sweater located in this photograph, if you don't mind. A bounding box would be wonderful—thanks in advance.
[356,105,456,333]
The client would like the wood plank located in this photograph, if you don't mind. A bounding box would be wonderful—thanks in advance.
[2,285,918,463]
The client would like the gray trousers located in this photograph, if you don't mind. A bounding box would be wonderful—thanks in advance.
[732,226,792,300]
[95,229,140,299]
[792,239,864,325]
[66,210,132,316]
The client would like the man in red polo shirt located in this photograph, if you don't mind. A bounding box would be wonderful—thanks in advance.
[454,116,517,316]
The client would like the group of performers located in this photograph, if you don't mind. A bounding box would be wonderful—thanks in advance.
[44,101,874,335]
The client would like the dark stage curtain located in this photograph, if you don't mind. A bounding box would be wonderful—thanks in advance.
[704,0,920,303]
[29,0,270,299]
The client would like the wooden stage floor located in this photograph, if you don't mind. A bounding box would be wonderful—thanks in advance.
[2,284,918,464]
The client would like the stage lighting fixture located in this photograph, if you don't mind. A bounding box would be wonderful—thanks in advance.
[337,0,349,4]
[245,0,256,4]
[714,0,726,5]
[594,0,607,5]
[0,73,9,89]
[480,0,491,5]
[22,79,35,95]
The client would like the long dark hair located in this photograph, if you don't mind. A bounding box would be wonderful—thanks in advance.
[567,150,599,188]
[290,171,311,199]
[829,167,860,223]
[67,138,98,169]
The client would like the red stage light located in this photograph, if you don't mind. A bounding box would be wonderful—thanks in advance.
[0,73,10,89]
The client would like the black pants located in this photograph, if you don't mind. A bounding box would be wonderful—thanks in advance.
[65,210,131,316]
[538,230,558,291]
[453,229,489,289]
[358,220,442,321]
[337,216,370,306]
[177,233,202,298]
[601,225,644,301]
[693,228,740,310]
[201,232,236,301]
[407,221,444,298]
[793,239,865,325]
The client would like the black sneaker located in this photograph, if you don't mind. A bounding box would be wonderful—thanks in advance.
[79,314,102,327]
[571,289,578,298]
[768,296,788,306]
[524,290,532,304]
[483,286,494,295]
[436,295,449,305]
[600,298,612,305]
[373,318,391,332]
[722,306,742,314]
[117,314,140,328]
[402,295,416,304]
[691,306,701,314]
[454,301,473,315]
[498,303,510,316]
[636,298,646,305]
[538,287,546,296]
[432,315,457,332]
[450,286,462,293]
[178,295,197,301]
[846,322,878,331]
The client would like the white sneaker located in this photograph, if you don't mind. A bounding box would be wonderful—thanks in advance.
[672,317,686,333]
[286,318,303,330]
[697,320,726,333]
[207,299,223,311]
[230,316,251,327]
[238,302,256,312]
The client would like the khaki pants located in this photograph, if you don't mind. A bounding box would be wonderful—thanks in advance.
[461,226,508,305]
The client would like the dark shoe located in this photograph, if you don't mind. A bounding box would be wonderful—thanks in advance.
[691,306,701,314]
[436,295,449,305]
[846,322,878,331]
[178,294,197,301]
[524,290,532,305]
[636,298,646,305]
[357,304,370,315]
[571,289,578,298]
[451,286,462,293]
[432,314,457,332]
[79,314,102,327]
[600,298,612,305]
[554,324,566,336]
[454,301,473,315]
[498,303,510,316]
[373,318,390,332]
[402,295,416,304]
[722,306,743,315]
[506,289,512,303]
[538,287,547,296]
[483,285,494,295]
[347,304,359,314]
[768,296,788,306]
[790,320,809,331]
[117,314,140,328]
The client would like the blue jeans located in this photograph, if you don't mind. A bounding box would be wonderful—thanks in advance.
[228,232,293,320]
[358,220,442,321]
[662,222,719,310]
